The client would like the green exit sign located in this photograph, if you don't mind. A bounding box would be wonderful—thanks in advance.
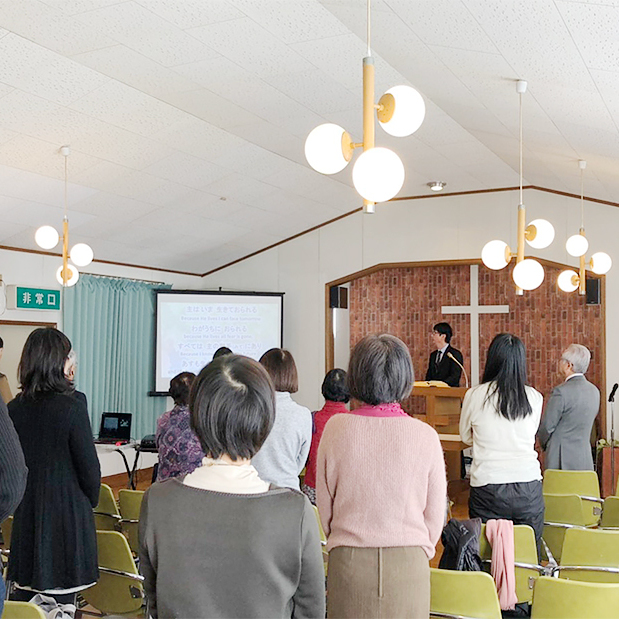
[7,285,61,311]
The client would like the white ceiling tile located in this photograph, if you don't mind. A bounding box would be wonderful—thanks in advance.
[164,88,262,128]
[0,0,117,55]
[74,1,215,66]
[71,45,202,98]
[40,0,125,15]
[187,17,315,78]
[0,34,110,106]
[556,1,619,71]
[69,80,189,137]
[0,136,101,180]
[0,220,28,242]
[136,0,244,29]
[70,192,157,221]
[135,182,219,211]
[387,0,498,53]
[228,0,349,44]
[142,151,230,190]
[0,193,94,228]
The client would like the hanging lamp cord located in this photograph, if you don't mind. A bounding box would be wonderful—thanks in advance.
[580,165,585,230]
[367,0,371,56]
[519,91,523,205]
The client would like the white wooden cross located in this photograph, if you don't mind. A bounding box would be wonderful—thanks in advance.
[441,264,509,386]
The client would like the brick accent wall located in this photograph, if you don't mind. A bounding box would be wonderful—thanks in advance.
[349,262,604,423]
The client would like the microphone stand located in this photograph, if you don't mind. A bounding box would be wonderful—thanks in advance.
[611,392,616,496]
[447,352,469,388]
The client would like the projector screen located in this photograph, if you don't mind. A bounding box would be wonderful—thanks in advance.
[154,291,283,393]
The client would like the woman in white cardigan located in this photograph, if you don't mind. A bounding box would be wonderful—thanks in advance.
[460,333,544,552]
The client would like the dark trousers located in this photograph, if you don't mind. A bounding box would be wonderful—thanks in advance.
[469,480,544,559]
[10,587,77,605]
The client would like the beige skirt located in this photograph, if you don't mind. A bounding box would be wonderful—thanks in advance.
[327,546,430,619]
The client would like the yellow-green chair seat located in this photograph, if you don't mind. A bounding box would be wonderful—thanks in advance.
[531,576,619,619]
[2,601,47,619]
[93,484,121,532]
[543,469,602,526]
[430,568,501,619]
[543,493,588,562]
[118,489,144,554]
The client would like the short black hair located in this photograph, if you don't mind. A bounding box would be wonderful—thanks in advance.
[259,348,298,393]
[189,354,275,461]
[433,322,453,343]
[213,346,232,360]
[169,371,196,406]
[0,336,3,348]
[348,334,414,406]
[321,369,349,403]
[19,327,74,398]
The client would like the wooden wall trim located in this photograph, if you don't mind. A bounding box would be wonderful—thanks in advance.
[0,319,57,327]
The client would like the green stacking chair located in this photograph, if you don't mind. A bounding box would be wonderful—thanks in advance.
[80,531,144,616]
[543,469,603,526]
[553,527,619,583]
[542,493,588,562]
[479,523,545,605]
[2,601,47,619]
[430,568,501,619]
[601,495,619,529]
[118,489,144,554]
[94,484,122,531]
[531,576,619,619]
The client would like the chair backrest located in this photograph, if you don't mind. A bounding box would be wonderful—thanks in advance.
[543,469,601,526]
[1,516,13,549]
[94,483,121,531]
[558,528,619,583]
[543,493,587,562]
[80,530,144,615]
[479,523,541,604]
[601,495,619,529]
[430,568,502,619]
[2,601,47,619]
[118,489,144,554]
[531,576,619,619]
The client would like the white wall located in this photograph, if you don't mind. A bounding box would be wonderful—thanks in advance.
[0,247,201,327]
[202,188,618,435]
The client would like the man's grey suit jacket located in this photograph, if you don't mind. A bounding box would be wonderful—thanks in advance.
[538,375,600,470]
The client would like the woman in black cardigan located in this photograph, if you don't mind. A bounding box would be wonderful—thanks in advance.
[8,328,100,602]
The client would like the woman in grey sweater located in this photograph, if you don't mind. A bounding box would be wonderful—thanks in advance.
[139,354,325,619]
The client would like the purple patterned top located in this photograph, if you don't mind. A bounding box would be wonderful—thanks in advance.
[156,404,205,482]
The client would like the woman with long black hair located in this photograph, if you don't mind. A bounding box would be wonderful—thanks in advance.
[459,333,544,548]
[8,328,100,603]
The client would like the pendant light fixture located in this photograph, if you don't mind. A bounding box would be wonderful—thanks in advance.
[480,80,555,293]
[34,146,94,287]
[558,160,612,293]
[304,0,425,213]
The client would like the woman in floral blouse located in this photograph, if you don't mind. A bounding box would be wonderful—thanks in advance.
[156,372,204,481]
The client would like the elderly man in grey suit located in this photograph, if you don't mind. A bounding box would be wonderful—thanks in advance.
[538,344,600,470]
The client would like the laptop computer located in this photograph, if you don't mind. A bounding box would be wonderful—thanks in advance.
[95,412,132,444]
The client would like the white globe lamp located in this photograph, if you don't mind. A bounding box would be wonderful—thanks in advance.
[526,219,555,249]
[481,240,510,270]
[590,252,612,275]
[512,259,544,291]
[557,269,579,293]
[70,243,94,267]
[56,264,79,287]
[566,234,589,257]
[377,85,426,137]
[35,225,60,250]
[304,124,351,175]
[352,147,405,203]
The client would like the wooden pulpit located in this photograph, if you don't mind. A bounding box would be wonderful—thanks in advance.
[409,383,469,482]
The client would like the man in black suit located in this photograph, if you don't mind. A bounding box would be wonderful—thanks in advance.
[425,322,463,387]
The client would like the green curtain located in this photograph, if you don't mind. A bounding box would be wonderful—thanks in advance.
[63,274,171,439]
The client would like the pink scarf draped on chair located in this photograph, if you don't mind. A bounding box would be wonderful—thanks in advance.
[485,519,517,610]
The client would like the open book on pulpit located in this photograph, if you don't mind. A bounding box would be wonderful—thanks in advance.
[413,380,449,388]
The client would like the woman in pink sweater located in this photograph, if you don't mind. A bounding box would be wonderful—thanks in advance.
[316,334,447,619]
